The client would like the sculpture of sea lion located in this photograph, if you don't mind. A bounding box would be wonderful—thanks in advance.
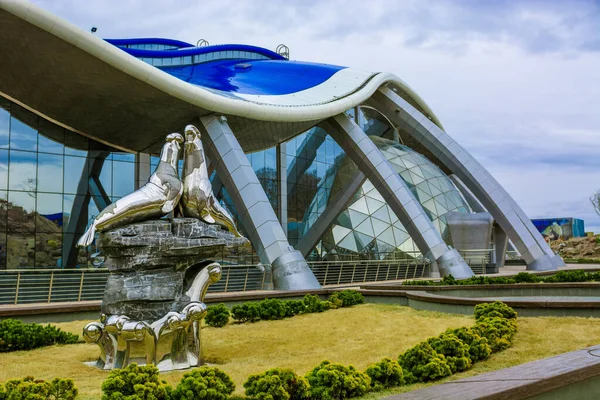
[180,125,242,237]
[77,133,184,247]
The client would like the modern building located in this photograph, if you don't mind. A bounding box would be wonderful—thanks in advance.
[0,0,564,289]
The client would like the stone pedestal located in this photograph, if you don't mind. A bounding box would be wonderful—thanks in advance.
[83,218,247,371]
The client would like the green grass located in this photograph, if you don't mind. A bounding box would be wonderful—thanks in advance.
[1,304,599,399]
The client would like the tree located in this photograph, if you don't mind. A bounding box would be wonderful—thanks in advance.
[591,190,600,217]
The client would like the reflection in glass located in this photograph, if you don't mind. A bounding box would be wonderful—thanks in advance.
[37,153,63,193]
[36,233,62,268]
[99,159,113,197]
[8,191,36,234]
[10,116,38,152]
[36,193,63,233]
[0,105,9,149]
[7,234,35,269]
[0,150,8,190]
[9,150,37,191]
[112,161,134,198]
[63,156,87,194]
[64,130,88,156]
[0,234,6,269]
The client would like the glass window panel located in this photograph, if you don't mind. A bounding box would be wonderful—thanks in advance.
[9,150,37,191]
[0,150,7,190]
[265,147,276,170]
[0,190,7,234]
[38,119,64,154]
[64,130,88,156]
[112,161,134,198]
[88,196,100,223]
[37,153,63,193]
[64,156,87,194]
[0,233,6,270]
[0,104,9,149]
[7,234,35,269]
[35,233,62,268]
[10,116,38,151]
[36,193,63,233]
[112,152,135,162]
[99,159,113,197]
[7,191,36,234]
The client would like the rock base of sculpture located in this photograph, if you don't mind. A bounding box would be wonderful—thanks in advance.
[83,218,248,371]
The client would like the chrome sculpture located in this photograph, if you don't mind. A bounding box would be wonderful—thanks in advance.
[180,124,242,237]
[81,129,244,371]
[83,263,221,371]
[77,133,185,247]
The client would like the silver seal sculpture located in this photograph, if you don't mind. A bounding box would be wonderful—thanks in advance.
[180,124,242,237]
[77,132,184,247]
[81,128,247,371]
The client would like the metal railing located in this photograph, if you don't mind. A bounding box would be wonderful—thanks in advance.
[457,249,493,275]
[308,260,427,286]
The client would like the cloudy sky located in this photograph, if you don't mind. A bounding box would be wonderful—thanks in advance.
[32,0,600,231]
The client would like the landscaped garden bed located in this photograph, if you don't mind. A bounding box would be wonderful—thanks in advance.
[2,298,600,399]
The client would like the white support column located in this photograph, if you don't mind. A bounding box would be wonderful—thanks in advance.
[277,143,288,237]
[198,115,321,290]
[321,114,475,279]
[367,87,562,271]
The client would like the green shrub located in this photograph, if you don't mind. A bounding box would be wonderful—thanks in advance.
[101,363,171,400]
[244,368,310,400]
[544,270,589,283]
[427,334,472,373]
[364,358,404,391]
[172,367,235,400]
[282,300,305,317]
[0,377,78,400]
[440,275,458,285]
[231,303,262,323]
[0,319,79,352]
[445,327,491,362]
[305,361,370,400]
[513,272,541,283]
[402,280,435,286]
[259,299,287,321]
[205,304,230,328]
[302,294,328,313]
[329,291,364,308]
[474,301,518,321]
[473,317,517,352]
[397,342,452,383]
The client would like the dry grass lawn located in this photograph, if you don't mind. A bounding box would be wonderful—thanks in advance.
[1,304,599,400]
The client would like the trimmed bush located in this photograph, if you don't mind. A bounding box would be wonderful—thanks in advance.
[259,299,287,321]
[244,368,310,400]
[440,275,458,285]
[445,327,491,362]
[205,304,230,328]
[397,342,452,383]
[232,303,262,323]
[329,291,364,308]
[473,317,517,352]
[101,363,171,400]
[0,319,79,352]
[282,300,305,317]
[427,333,472,373]
[172,367,235,400]
[302,294,329,313]
[474,301,518,321]
[513,272,541,283]
[545,270,589,283]
[305,361,370,400]
[0,377,77,400]
[364,358,404,391]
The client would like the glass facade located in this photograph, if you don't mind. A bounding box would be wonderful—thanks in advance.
[301,136,471,260]
[0,95,136,269]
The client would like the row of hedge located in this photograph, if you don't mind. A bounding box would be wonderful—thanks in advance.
[205,290,365,328]
[0,377,78,400]
[404,270,600,286]
[3,301,517,399]
[0,319,79,353]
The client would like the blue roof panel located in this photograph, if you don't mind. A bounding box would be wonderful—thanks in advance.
[160,59,346,95]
